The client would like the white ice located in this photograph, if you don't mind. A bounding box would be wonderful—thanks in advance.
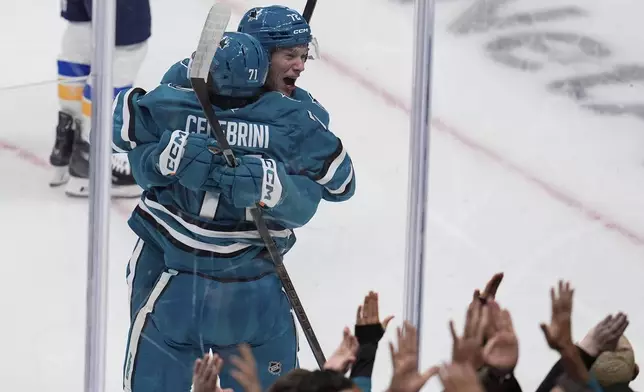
[0,0,643,391]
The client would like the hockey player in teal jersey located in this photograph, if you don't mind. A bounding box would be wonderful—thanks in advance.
[124,5,335,323]
[237,5,330,127]
[160,5,329,128]
[114,32,355,392]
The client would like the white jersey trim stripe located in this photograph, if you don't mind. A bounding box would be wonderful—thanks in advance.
[126,238,145,311]
[138,201,253,254]
[316,148,347,186]
[123,270,176,392]
[326,164,354,195]
[143,197,292,240]
[119,88,136,150]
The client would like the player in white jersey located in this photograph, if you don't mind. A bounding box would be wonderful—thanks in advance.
[50,0,150,197]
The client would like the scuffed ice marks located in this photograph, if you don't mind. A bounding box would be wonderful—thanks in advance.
[447,0,586,35]
[549,65,644,120]
[446,0,644,122]
[486,32,611,71]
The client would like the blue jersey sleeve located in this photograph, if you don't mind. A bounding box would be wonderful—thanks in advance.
[112,87,181,189]
[127,140,178,189]
[293,110,355,202]
[262,165,323,228]
[351,377,371,392]
[112,87,164,153]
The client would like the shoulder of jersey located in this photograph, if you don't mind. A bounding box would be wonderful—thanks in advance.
[159,58,190,85]
[139,83,199,114]
[245,91,305,114]
[292,86,314,100]
[144,84,194,103]
[294,86,325,105]
[264,90,319,110]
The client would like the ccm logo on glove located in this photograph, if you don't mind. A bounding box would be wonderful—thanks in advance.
[159,130,189,176]
[259,158,283,208]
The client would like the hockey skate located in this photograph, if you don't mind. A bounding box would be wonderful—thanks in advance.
[49,111,78,187]
[65,130,142,198]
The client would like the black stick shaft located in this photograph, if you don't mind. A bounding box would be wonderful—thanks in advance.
[303,0,317,22]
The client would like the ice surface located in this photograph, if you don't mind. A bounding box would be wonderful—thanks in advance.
[0,0,642,391]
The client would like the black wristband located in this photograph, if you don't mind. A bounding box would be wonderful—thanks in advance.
[350,343,378,378]
[354,324,385,345]
[576,346,598,369]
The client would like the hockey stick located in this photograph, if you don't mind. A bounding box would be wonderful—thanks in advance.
[189,2,327,368]
[302,0,318,22]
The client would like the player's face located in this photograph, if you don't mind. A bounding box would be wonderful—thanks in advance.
[266,45,309,96]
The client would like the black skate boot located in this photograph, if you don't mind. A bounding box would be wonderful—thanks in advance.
[65,130,91,197]
[49,111,78,187]
[65,133,142,198]
[110,153,142,198]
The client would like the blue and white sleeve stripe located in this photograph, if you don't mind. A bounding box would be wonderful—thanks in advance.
[315,140,355,199]
[112,87,146,153]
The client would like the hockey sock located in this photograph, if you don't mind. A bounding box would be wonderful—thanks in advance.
[80,83,132,141]
[57,60,90,118]
[81,41,148,141]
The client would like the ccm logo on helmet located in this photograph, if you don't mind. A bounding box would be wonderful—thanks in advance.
[293,28,309,34]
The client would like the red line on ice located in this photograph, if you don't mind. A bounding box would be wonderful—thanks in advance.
[323,57,644,245]
[0,139,133,217]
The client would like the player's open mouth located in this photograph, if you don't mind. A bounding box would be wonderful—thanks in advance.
[283,77,296,86]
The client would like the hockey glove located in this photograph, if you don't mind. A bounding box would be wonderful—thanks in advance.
[208,155,285,209]
[156,130,218,190]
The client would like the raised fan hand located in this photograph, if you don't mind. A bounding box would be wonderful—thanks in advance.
[450,291,489,368]
[356,291,394,331]
[192,352,233,392]
[540,280,575,351]
[578,312,629,356]
[387,321,439,392]
[481,300,519,372]
[324,327,359,373]
[477,272,504,303]
[229,344,262,392]
[438,362,485,392]
[474,272,504,342]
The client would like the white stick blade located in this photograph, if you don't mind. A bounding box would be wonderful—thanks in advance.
[189,2,232,81]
